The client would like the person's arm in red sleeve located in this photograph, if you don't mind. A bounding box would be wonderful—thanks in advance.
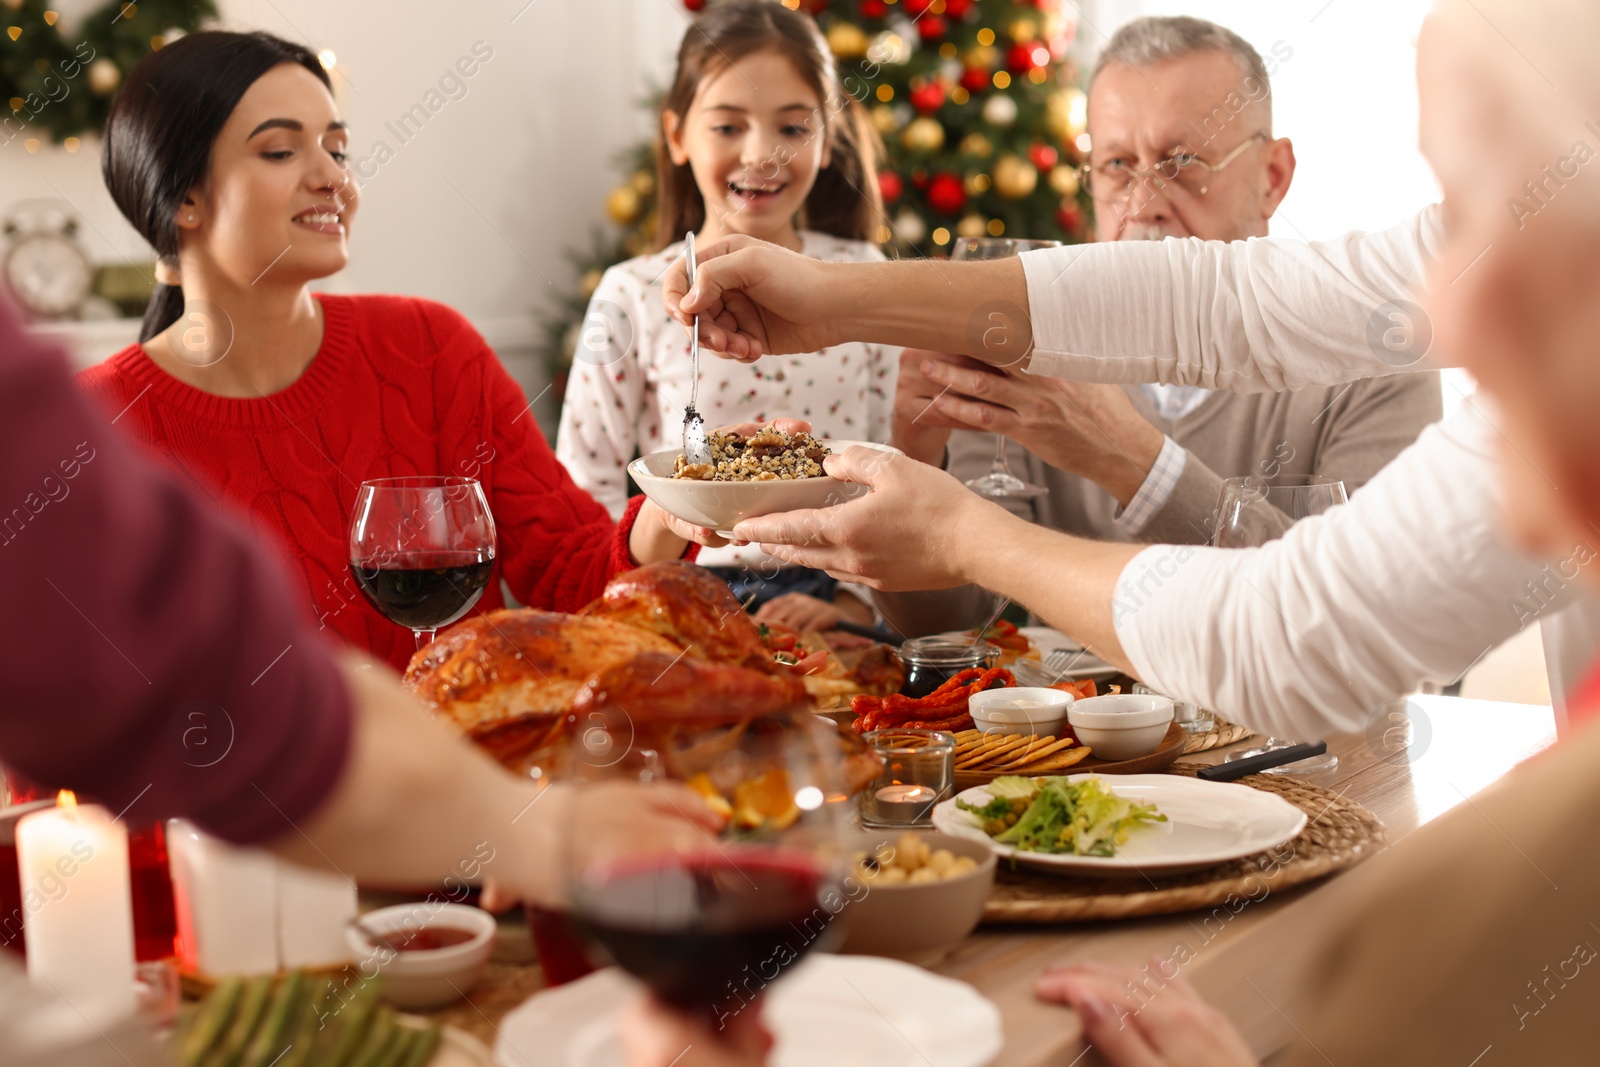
[0,298,712,901]
[477,347,702,612]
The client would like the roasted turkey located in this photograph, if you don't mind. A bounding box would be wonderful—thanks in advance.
[403,561,883,793]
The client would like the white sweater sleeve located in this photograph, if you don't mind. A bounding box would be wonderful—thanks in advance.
[1112,402,1587,737]
[1021,206,1446,392]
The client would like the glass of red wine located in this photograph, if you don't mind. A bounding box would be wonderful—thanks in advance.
[348,476,497,650]
[563,706,852,1025]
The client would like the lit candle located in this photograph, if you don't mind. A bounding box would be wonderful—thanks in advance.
[870,784,940,824]
[16,792,135,1021]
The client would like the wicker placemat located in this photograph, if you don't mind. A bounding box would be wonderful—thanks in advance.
[981,772,1385,923]
[1180,718,1254,755]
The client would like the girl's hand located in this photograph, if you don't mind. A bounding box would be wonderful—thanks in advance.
[1034,961,1258,1067]
[621,993,773,1067]
[755,592,841,633]
[664,235,843,362]
[632,499,729,562]
[729,447,1005,591]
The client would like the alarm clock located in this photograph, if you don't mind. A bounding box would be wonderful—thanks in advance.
[3,200,95,319]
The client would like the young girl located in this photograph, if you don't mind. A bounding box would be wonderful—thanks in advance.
[555,0,893,630]
[78,31,718,674]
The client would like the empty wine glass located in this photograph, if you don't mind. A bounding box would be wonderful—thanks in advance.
[950,236,1060,499]
[1213,474,1348,774]
[348,476,497,650]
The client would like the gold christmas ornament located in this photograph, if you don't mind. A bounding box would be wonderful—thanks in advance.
[981,92,1017,127]
[869,31,910,66]
[993,154,1038,199]
[86,57,121,96]
[629,171,655,197]
[964,44,998,70]
[956,213,988,239]
[2,0,23,10]
[1048,164,1080,198]
[1009,18,1038,43]
[901,116,945,153]
[580,268,604,300]
[604,185,641,225]
[958,132,993,159]
[965,172,992,195]
[871,105,900,134]
[826,22,869,60]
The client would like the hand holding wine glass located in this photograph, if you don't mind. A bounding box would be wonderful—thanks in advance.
[348,476,497,650]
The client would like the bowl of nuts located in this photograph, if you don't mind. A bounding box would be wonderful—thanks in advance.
[627,431,900,536]
[840,831,996,961]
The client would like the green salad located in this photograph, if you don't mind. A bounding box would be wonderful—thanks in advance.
[956,775,1167,857]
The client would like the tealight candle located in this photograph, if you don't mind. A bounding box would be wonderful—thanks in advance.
[16,791,136,1022]
[871,784,940,822]
[860,730,955,829]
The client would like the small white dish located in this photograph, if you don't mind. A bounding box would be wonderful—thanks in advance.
[346,903,497,1010]
[969,686,1075,736]
[1067,693,1174,761]
[932,774,1308,875]
[628,439,900,536]
[495,954,1002,1067]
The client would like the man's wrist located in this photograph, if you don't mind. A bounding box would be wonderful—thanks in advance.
[1094,419,1167,507]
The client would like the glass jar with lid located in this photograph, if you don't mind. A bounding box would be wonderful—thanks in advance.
[897,636,1000,698]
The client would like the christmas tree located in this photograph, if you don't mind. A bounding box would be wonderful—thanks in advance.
[540,0,1092,393]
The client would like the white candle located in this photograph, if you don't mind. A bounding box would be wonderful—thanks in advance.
[871,784,939,823]
[16,792,135,1022]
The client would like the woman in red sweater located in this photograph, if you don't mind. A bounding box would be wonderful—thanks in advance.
[79,31,716,672]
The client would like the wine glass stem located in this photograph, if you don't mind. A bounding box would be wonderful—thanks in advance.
[990,433,1009,476]
[413,628,437,651]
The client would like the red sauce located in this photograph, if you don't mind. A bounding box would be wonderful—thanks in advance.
[370,925,479,952]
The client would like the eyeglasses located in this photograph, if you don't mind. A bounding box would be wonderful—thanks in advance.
[1078,131,1270,202]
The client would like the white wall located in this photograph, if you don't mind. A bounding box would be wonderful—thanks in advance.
[1,0,685,383]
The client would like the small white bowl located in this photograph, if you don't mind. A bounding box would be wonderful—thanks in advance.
[346,903,497,1010]
[969,687,1075,737]
[1067,694,1175,761]
[627,439,900,535]
[840,831,997,961]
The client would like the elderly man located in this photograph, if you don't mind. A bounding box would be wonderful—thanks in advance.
[880,16,1441,635]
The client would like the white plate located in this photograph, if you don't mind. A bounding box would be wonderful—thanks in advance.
[628,439,899,536]
[931,774,1307,876]
[1017,626,1084,656]
[494,955,1001,1067]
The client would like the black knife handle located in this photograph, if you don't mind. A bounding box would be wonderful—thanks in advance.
[1197,741,1329,782]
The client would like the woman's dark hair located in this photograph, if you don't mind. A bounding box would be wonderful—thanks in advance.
[103,31,331,342]
[655,0,884,250]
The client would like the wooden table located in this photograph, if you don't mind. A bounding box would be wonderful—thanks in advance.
[423,695,1556,1065]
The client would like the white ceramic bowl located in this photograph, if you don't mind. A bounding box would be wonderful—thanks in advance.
[1067,694,1175,761]
[839,831,997,961]
[345,903,497,1010]
[968,686,1075,737]
[627,439,900,535]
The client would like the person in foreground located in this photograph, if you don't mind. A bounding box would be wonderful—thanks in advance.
[76,30,721,675]
[0,290,719,1062]
[662,37,1600,746]
[881,16,1438,638]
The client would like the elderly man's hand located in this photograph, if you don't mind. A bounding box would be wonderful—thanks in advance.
[889,349,977,466]
[730,447,1008,591]
[910,353,1167,506]
[1035,960,1259,1067]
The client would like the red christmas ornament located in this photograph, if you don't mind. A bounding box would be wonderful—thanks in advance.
[879,170,904,203]
[1057,204,1084,233]
[1028,143,1059,171]
[944,0,973,17]
[860,0,887,16]
[683,0,705,10]
[960,66,990,93]
[917,15,947,40]
[902,0,932,16]
[909,81,946,114]
[1007,42,1040,73]
[927,173,966,215]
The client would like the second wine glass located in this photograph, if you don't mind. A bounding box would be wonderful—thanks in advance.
[949,236,1060,500]
[1213,474,1347,774]
[348,476,497,650]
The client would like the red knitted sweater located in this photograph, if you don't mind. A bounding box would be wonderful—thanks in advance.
[78,293,661,673]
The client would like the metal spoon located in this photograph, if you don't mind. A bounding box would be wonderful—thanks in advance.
[682,231,712,466]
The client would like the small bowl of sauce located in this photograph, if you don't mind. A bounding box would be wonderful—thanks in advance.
[346,902,497,1010]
